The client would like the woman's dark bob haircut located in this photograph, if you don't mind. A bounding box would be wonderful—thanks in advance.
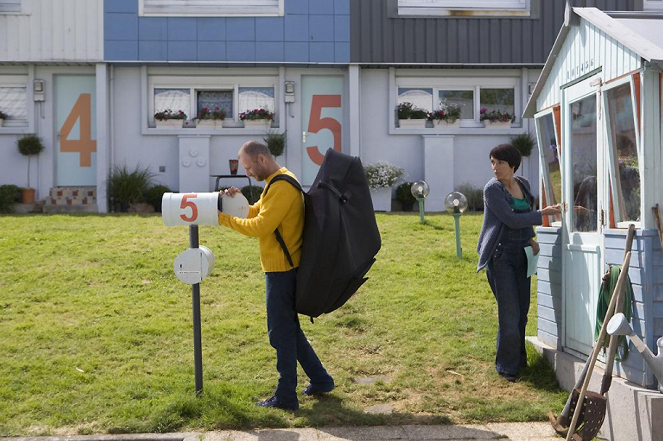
[489,144,521,173]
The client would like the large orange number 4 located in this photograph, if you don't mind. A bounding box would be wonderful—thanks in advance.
[60,93,97,167]
[180,194,198,222]
[306,95,342,165]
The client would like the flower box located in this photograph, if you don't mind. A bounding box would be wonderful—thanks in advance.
[485,121,512,129]
[156,119,185,129]
[398,119,427,129]
[459,120,485,128]
[243,119,271,129]
[370,187,392,212]
[196,119,222,128]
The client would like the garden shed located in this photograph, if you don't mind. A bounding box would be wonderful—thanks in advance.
[524,6,663,441]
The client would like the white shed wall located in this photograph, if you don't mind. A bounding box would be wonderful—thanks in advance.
[537,19,641,110]
[0,0,103,62]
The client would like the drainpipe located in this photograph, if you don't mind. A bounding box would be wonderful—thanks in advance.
[109,65,114,210]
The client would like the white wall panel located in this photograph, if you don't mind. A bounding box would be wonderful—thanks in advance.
[0,0,102,62]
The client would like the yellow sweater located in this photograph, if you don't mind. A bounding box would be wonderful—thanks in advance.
[218,168,303,272]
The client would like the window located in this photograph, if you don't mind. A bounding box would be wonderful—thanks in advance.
[398,88,433,113]
[0,0,20,13]
[644,0,663,11]
[535,111,561,224]
[140,0,283,17]
[148,73,278,128]
[480,88,515,121]
[397,0,530,17]
[570,95,598,233]
[439,90,473,119]
[0,75,28,127]
[605,82,641,225]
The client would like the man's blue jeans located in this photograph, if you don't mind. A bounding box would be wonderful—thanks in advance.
[265,269,334,407]
[485,239,531,377]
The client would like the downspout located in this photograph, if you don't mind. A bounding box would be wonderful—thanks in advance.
[109,65,114,209]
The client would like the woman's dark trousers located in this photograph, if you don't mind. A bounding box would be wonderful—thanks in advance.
[265,269,334,407]
[486,238,531,377]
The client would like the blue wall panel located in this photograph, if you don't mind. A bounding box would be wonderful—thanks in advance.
[104,0,350,63]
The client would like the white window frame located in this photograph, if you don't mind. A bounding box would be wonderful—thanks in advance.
[534,108,562,227]
[139,0,284,17]
[643,0,663,11]
[0,74,29,129]
[392,73,521,133]
[148,73,279,129]
[601,75,642,229]
[397,0,530,17]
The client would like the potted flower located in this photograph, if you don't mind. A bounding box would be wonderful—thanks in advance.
[17,134,45,204]
[396,181,417,211]
[240,108,274,129]
[429,102,462,128]
[196,106,226,128]
[364,161,404,212]
[480,108,514,128]
[264,130,286,157]
[154,109,187,128]
[0,110,7,127]
[397,102,428,129]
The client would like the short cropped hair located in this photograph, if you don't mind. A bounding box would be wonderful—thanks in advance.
[489,144,521,173]
[240,141,272,160]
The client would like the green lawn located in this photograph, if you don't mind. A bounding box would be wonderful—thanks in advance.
[0,213,565,436]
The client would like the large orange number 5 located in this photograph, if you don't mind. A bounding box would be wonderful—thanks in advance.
[306,95,341,165]
[180,194,198,222]
[60,93,97,167]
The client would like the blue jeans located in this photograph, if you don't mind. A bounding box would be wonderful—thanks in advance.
[485,232,531,377]
[265,269,334,406]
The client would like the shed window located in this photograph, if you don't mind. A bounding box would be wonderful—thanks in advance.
[535,112,561,224]
[605,82,641,224]
[140,0,283,17]
[570,95,598,233]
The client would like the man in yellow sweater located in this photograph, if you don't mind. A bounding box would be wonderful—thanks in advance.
[218,141,334,411]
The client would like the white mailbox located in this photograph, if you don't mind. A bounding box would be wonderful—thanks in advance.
[162,192,250,226]
[174,246,215,285]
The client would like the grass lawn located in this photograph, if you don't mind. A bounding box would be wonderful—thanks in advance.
[0,213,566,436]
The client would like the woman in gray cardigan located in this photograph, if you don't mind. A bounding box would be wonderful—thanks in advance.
[477,144,561,382]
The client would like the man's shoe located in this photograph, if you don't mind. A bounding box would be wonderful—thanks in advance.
[500,373,517,383]
[255,396,299,411]
[302,383,335,396]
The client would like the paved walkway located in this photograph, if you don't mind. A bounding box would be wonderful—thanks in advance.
[7,423,563,441]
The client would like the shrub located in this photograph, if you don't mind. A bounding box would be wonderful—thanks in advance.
[145,185,171,212]
[241,185,263,204]
[396,182,416,210]
[17,134,45,189]
[0,184,21,213]
[364,162,404,190]
[455,182,484,211]
[108,165,155,209]
[264,131,286,157]
[510,133,535,157]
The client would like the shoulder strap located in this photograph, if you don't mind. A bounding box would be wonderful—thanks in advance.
[264,173,304,268]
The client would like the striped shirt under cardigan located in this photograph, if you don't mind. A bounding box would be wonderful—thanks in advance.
[476,176,543,271]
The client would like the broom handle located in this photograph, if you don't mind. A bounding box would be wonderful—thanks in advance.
[600,224,635,394]
[565,251,632,441]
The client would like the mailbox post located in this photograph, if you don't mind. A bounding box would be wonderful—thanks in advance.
[162,191,249,395]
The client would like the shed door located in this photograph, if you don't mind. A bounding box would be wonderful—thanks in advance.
[562,75,605,357]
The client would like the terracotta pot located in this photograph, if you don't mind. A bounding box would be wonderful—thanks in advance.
[21,188,35,204]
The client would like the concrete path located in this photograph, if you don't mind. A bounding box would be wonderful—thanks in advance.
[6,423,563,441]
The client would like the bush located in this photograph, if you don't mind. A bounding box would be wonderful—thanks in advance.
[455,182,484,211]
[396,182,416,211]
[145,185,171,213]
[108,165,154,209]
[241,185,263,204]
[0,184,21,213]
[17,134,45,189]
[264,131,286,157]
[510,133,535,158]
[364,162,404,190]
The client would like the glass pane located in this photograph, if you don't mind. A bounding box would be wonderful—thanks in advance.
[570,95,598,232]
[439,90,473,119]
[537,113,561,222]
[0,87,27,120]
[606,83,640,223]
[238,87,275,114]
[154,88,190,117]
[480,88,515,120]
[397,87,433,112]
[197,90,233,118]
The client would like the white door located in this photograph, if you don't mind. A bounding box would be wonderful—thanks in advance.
[562,74,605,357]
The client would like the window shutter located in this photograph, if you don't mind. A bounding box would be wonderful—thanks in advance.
[0,0,21,13]
[141,0,281,16]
